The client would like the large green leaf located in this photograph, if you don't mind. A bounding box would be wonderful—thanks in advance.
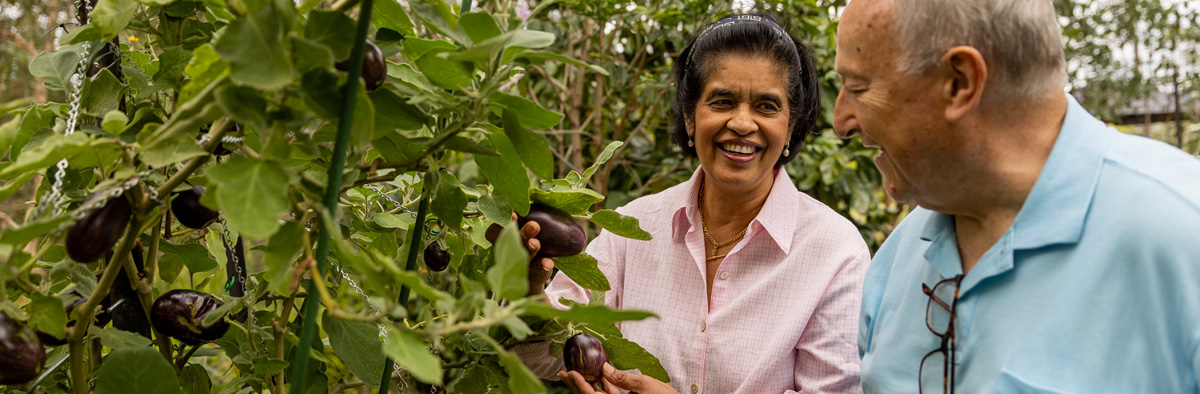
[213,4,293,90]
[152,46,193,89]
[474,131,530,216]
[179,364,212,394]
[322,314,386,386]
[179,44,229,104]
[138,75,228,167]
[382,329,442,385]
[590,210,652,241]
[370,88,430,131]
[92,0,138,39]
[530,188,603,216]
[28,44,82,91]
[207,156,290,239]
[304,10,355,62]
[497,351,546,394]
[27,293,67,341]
[89,325,153,350]
[503,110,553,180]
[431,170,467,231]
[374,0,415,36]
[459,12,502,44]
[262,221,303,296]
[158,242,219,275]
[550,252,610,291]
[0,132,90,180]
[214,85,269,133]
[415,55,472,90]
[584,324,670,383]
[525,303,655,326]
[487,224,528,300]
[489,93,563,129]
[409,0,464,44]
[95,347,183,394]
[80,68,126,117]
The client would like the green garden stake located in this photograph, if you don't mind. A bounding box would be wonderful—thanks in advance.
[289,0,375,393]
[379,194,429,393]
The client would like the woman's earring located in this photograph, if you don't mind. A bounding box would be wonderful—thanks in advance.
[783,144,790,157]
[687,136,694,147]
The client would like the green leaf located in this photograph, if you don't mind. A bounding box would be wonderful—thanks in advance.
[262,221,303,296]
[95,348,183,394]
[476,190,510,226]
[207,156,290,239]
[27,293,67,341]
[373,213,415,229]
[370,88,430,131]
[490,93,563,129]
[525,303,655,326]
[179,44,230,105]
[580,141,623,186]
[138,75,228,167]
[101,111,128,135]
[28,44,82,91]
[179,364,213,394]
[550,252,610,291]
[322,314,386,386]
[252,356,290,375]
[475,132,530,216]
[304,10,355,62]
[409,0,464,44]
[487,224,528,300]
[387,62,439,93]
[503,110,553,180]
[0,132,90,179]
[530,188,603,216]
[394,271,455,304]
[345,84,376,149]
[497,351,546,394]
[431,171,467,230]
[415,55,472,90]
[0,115,19,156]
[0,215,69,247]
[443,135,498,156]
[158,242,219,275]
[374,0,415,36]
[80,68,126,117]
[590,210,652,241]
[603,336,670,383]
[92,0,138,39]
[89,325,153,350]
[214,4,294,90]
[60,24,102,44]
[517,50,610,76]
[399,37,458,61]
[214,85,269,133]
[459,12,502,44]
[382,329,442,385]
[152,46,194,89]
[291,35,335,71]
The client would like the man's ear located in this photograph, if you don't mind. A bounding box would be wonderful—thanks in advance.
[940,46,987,121]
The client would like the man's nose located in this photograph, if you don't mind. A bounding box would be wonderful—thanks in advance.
[833,89,858,138]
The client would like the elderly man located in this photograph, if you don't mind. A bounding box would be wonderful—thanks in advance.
[834,0,1200,393]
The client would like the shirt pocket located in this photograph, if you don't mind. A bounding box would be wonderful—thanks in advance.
[994,369,1076,394]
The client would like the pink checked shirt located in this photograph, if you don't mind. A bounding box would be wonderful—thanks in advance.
[519,167,869,393]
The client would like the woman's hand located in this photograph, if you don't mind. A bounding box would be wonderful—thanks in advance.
[486,213,556,296]
[558,363,679,394]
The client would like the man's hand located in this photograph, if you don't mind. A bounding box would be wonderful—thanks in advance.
[559,363,678,394]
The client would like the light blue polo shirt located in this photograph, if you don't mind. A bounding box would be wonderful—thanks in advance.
[859,95,1200,393]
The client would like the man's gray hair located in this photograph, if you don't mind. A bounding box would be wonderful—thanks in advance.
[893,0,1067,102]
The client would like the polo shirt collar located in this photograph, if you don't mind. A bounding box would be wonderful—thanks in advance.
[671,167,799,254]
[1009,94,1111,250]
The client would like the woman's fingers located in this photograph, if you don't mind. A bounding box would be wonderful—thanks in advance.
[559,371,600,394]
[540,257,555,271]
[520,218,541,239]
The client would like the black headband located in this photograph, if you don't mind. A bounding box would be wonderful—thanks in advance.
[685,15,795,68]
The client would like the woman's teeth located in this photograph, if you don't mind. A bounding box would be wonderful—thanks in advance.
[720,143,757,155]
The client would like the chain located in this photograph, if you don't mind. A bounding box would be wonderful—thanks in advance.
[219,218,244,294]
[364,184,409,214]
[38,0,96,220]
[60,169,158,231]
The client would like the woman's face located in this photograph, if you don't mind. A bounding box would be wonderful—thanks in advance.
[690,53,791,194]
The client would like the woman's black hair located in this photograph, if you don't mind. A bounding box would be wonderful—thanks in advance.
[671,13,820,168]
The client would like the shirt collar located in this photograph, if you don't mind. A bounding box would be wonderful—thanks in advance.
[670,167,799,254]
[1009,94,1111,249]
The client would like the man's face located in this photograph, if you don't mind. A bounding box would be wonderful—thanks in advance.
[833,0,947,204]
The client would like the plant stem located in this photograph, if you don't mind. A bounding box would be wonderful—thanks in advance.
[174,345,200,371]
[289,1,375,392]
[379,192,429,393]
[68,214,143,394]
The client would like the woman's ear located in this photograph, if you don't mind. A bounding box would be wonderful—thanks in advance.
[939,45,987,121]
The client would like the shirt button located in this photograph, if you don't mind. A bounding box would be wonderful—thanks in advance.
[700,321,706,332]
[719,271,729,280]
[691,384,699,393]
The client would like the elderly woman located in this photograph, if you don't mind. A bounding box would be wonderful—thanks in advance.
[518,14,869,394]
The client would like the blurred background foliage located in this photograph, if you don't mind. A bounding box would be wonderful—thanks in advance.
[3,0,1198,252]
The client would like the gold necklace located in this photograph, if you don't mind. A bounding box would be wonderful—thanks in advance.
[698,183,747,261]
